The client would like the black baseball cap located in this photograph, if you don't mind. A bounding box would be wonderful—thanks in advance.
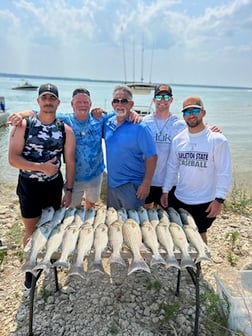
[38,83,59,98]
[154,84,173,97]
[72,88,90,97]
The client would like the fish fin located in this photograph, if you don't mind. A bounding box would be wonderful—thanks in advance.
[109,253,126,267]
[33,261,51,274]
[150,255,167,267]
[53,260,69,269]
[166,255,181,270]
[68,265,86,279]
[89,261,105,274]
[180,256,196,270]
[127,258,151,276]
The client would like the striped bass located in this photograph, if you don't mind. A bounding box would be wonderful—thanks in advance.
[156,209,180,269]
[32,207,74,273]
[105,207,118,226]
[127,209,140,225]
[108,220,126,267]
[167,207,195,269]
[69,222,94,279]
[117,208,128,223]
[147,208,160,229]
[21,207,59,275]
[122,218,150,275]
[137,207,166,267]
[54,207,85,269]
[93,206,106,229]
[178,208,211,264]
[89,223,108,274]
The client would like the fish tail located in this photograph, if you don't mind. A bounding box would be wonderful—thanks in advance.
[150,254,167,267]
[109,253,126,267]
[180,255,196,269]
[89,261,105,274]
[127,257,151,276]
[195,254,211,264]
[20,261,36,274]
[68,265,86,279]
[33,261,51,274]
[53,260,69,269]
[166,254,181,270]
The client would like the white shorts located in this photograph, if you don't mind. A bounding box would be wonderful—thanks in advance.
[69,173,103,207]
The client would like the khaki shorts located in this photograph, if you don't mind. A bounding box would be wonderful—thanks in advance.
[69,173,103,207]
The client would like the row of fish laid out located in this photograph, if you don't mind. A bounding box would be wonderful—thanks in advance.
[21,206,211,278]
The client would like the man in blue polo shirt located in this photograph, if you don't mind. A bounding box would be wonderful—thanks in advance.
[104,85,157,210]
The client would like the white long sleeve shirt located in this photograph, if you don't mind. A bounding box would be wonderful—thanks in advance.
[163,127,232,204]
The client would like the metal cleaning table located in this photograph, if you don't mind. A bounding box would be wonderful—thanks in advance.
[27,252,201,336]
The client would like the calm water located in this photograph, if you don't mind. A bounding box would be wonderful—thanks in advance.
[1,74,252,196]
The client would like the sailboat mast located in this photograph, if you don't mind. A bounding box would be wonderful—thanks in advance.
[141,35,144,83]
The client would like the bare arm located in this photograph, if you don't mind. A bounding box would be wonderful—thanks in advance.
[136,155,157,200]
[8,110,34,126]
[61,125,76,207]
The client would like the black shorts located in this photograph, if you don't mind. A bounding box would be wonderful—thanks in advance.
[17,173,64,218]
[168,187,215,233]
[145,186,163,206]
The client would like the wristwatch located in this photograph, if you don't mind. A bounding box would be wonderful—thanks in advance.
[215,197,225,204]
[66,187,73,192]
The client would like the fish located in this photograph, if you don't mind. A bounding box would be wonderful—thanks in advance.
[68,222,94,279]
[178,208,211,264]
[108,220,126,267]
[167,207,183,227]
[140,221,167,267]
[156,209,180,269]
[169,222,195,269]
[122,218,150,275]
[127,209,140,225]
[147,208,160,229]
[89,223,108,274]
[93,206,105,229]
[33,207,76,273]
[105,207,118,227]
[21,207,63,275]
[167,206,195,269]
[53,207,85,269]
[84,207,96,226]
[117,208,128,223]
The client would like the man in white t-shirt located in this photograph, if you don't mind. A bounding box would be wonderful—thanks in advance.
[160,96,232,244]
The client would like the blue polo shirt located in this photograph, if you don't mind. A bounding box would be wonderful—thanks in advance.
[104,116,157,188]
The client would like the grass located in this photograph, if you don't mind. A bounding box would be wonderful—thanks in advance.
[225,182,252,215]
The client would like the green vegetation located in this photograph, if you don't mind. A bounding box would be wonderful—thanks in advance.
[145,278,162,290]
[226,183,252,215]
[159,301,180,323]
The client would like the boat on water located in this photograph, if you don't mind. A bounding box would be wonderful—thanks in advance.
[0,96,8,126]
[12,81,38,90]
[126,82,156,95]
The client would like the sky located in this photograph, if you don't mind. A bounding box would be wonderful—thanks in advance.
[0,0,252,87]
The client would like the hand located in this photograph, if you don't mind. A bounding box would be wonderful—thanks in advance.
[208,124,222,133]
[91,107,106,119]
[136,182,150,200]
[8,113,23,126]
[40,157,60,176]
[129,110,143,123]
[160,193,168,208]
[206,200,222,218]
[61,192,72,208]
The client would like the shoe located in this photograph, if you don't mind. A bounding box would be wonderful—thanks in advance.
[24,272,33,290]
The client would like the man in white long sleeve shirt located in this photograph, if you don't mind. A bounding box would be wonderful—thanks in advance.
[160,96,232,244]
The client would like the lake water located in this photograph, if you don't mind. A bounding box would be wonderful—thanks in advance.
[1,74,251,196]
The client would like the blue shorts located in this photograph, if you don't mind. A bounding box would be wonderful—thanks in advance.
[168,187,216,233]
[17,173,63,218]
[107,182,145,210]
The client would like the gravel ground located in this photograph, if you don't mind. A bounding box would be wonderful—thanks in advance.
[0,183,251,336]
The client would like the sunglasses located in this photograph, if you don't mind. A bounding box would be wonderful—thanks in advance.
[112,98,130,104]
[155,95,171,101]
[182,107,202,116]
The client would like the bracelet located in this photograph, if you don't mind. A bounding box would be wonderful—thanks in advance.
[66,187,73,193]
[215,197,225,204]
